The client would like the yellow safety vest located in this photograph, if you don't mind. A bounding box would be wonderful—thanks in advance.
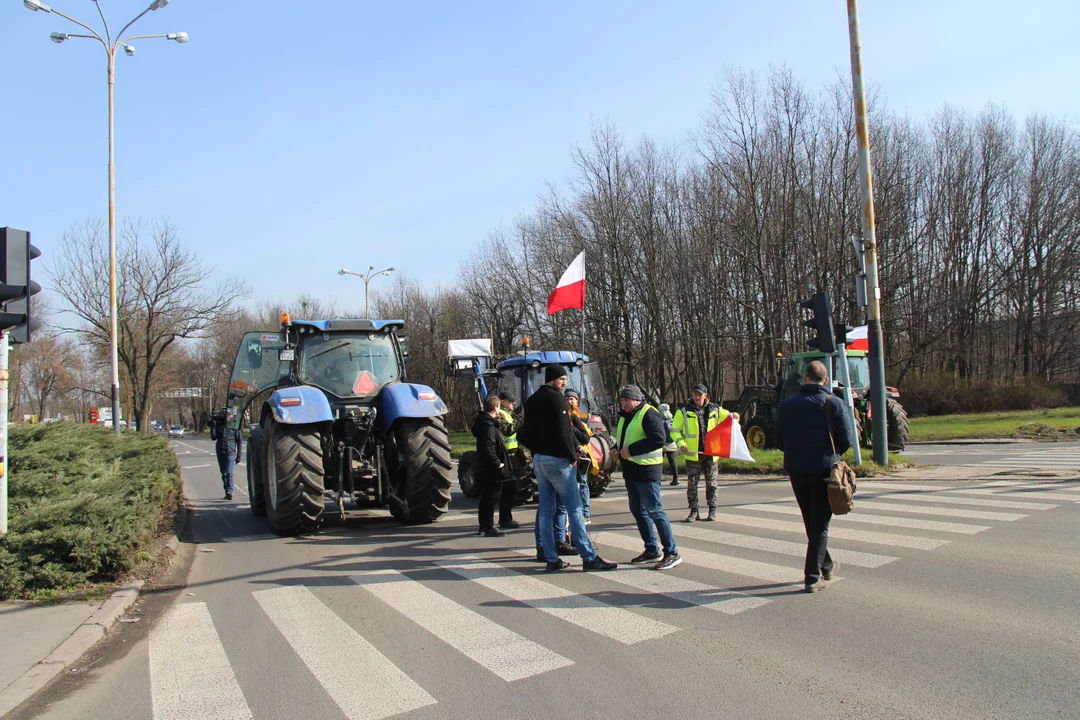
[499,408,518,450]
[616,404,664,466]
[671,404,729,461]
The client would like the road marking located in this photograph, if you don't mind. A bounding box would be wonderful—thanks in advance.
[222,533,276,543]
[673,523,897,568]
[946,488,1080,502]
[149,602,252,720]
[351,570,573,681]
[712,512,950,550]
[738,503,990,534]
[851,500,1027,522]
[509,548,771,615]
[253,586,436,720]
[434,556,677,645]
[859,490,1056,511]
[183,463,215,469]
[594,530,804,584]
[983,480,1080,492]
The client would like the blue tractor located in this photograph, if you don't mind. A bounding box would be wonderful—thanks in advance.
[227,315,452,534]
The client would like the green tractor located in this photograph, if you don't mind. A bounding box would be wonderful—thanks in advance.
[732,350,910,452]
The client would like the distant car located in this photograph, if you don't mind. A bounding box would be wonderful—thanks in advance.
[168,426,184,438]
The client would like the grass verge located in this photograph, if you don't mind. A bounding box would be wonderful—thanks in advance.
[0,422,181,601]
[908,407,1080,442]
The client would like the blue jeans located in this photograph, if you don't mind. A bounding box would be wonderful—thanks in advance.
[625,480,677,556]
[534,489,567,548]
[533,454,597,563]
[577,470,591,519]
[217,453,236,494]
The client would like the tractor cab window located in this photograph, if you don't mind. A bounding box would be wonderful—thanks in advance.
[498,363,584,405]
[300,333,400,398]
[227,332,291,428]
[839,355,870,390]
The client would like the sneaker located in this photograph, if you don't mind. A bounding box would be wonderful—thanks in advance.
[705,508,716,521]
[582,557,617,571]
[804,578,829,593]
[823,563,838,581]
[225,492,233,500]
[555,541,577,556]
[498,520,521,530]
[482,526,506,537]
[584,518,592,526]
[545,560,570,572]
[653,553,683,571]
[684,510,699,523]
[630,550,663,564]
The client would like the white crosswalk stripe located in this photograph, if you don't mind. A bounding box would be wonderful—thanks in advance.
[673,523,898,568]
[711,511,950,550]
[434,556,678,645]
[350,570,573,681]
[737,503,990,534]
[858,489,1056,511]
[253,585,437,720]
[149,602,252,720]
[850,500,1027,522]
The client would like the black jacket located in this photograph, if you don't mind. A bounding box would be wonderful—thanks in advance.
[774,384,855,475]
[617,403,667,483]
[570,413,591,446]
[520,385,579,461]
[210,424,242,461]
[471,413,511,482]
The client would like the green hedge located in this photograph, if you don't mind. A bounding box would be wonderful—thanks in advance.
[0,423,181,600]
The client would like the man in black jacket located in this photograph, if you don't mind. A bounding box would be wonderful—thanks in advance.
[521,365,616,572]
[471,395,509,537]
[209,407,242,501]
[774,360,855,593]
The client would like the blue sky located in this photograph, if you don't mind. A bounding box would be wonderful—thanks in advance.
[2,0,1077,312]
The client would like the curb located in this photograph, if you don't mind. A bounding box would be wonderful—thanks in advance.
[0,502,189,717]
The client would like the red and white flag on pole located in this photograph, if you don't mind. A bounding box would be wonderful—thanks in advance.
[703,415,755,462]
[546,251,586,315]
[846,325,869,351]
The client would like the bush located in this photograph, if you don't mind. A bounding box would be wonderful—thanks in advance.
[899,375,1069,417]
[0,422,181,600]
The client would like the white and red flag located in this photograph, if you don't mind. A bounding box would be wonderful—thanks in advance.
[546,251,585,315]
[704,415,755,462]
[846,325,869,351]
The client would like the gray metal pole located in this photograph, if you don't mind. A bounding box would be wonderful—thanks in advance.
[0,331,8,534]
[108,49,122,435]
[835,343,863,465]
[847,0,888,464]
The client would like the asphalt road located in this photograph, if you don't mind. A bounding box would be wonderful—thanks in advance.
[903,440,1080,472]
[10,435,1080,720]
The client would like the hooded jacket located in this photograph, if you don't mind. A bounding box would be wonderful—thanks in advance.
[471,412,511,482]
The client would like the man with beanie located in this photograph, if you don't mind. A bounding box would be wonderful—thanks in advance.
[616,385,681,570]
[521,364,616,572]
[565,388,593,525]
[496,392,523,530]
[471,395,509,537]
[671,383,731,522]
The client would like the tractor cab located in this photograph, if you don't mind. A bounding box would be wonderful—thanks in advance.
[780,351,870,400]
[494,351,613,431]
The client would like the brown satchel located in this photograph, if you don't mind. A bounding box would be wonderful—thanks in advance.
[824,397,856,515]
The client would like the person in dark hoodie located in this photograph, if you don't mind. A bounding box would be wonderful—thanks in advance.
[471,395,510,537]
[520,364,616,572]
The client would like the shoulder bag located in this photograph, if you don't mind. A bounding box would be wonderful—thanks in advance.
[824,397,856,515]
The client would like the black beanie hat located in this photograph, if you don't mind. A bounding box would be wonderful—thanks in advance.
[544,365,568,382]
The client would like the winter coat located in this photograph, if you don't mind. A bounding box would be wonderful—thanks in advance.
[774,384,855,475]
[471,412,511,484]
[520,385,579,461]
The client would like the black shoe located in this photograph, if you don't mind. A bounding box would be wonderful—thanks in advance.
[545,560,570,572]
[482,526,505,537]
[498,520,520,529]
[555,541,577,556]
[653,553,683,571]
[225,492,233,500]
[684,510,699,523]
[630,550,663,564]
[534,547,546,562]
[705,508,716,521]
[823,563,838,581]
[805,578,829,593]
[668,480,679,486]
[582,557,617,571]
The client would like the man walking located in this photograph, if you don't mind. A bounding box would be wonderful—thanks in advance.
[774,360,855,593]
[521,365,616,572]
[616,385,681,570]
[671,384,730,522]
[210,407,242,501]
[470,395,509,537]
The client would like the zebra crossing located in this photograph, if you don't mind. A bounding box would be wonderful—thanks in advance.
[979,445,1080,471]
[148,479,1079,720]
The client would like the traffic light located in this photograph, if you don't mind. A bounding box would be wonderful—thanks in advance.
[800,291,836,354]
[0,227,42,344]
[835,322,855,350]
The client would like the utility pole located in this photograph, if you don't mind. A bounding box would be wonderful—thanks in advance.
[847,0,888,464]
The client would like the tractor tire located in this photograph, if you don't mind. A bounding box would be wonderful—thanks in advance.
[389,416,453,524]
[456,451,481,498]
[743,417,773,451]
[515,468,537,505]
[886,398,910,452]
[247,426,266,516]
[264,422,325,536]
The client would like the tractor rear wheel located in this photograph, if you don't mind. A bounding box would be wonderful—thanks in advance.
[456,450,481,498]
[247,425,266,516]
[743,418,773,450]
[886,398,910,452]
[389,416,453,524]
[264,422,325,535]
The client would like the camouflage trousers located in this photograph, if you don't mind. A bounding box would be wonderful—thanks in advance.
[685,456,718,510]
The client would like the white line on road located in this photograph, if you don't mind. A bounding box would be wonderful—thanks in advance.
[149,602,252,720]
[253,586,436,720]
[183,463,215,469]
[351,570,573,681]
[435,556,678,645]
[673,523,897,568]
[221,533,276,543]
[858,490,1056,511]
[851,500,1027,522]
[737,503,990,534]
[711,512,950,550]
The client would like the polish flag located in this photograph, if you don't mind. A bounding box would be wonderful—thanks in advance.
[546,251,585,315]
[703,415,755,462]
[846,325,869,351]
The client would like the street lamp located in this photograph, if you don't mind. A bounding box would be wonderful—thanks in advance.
[25,0,188,434]
[338,266,395,320]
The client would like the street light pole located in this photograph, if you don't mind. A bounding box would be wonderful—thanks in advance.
[338,266,396,319]
[25,0,187,434]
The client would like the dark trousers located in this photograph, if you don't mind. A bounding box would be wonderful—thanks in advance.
[498,478,518,524]
[664,451,679,482]
[478,478,499,530]
[790,472,835,582]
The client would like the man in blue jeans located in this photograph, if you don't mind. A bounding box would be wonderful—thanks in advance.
[616,385,681,570]
[520,364,616,572]
[209,407,242,501]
